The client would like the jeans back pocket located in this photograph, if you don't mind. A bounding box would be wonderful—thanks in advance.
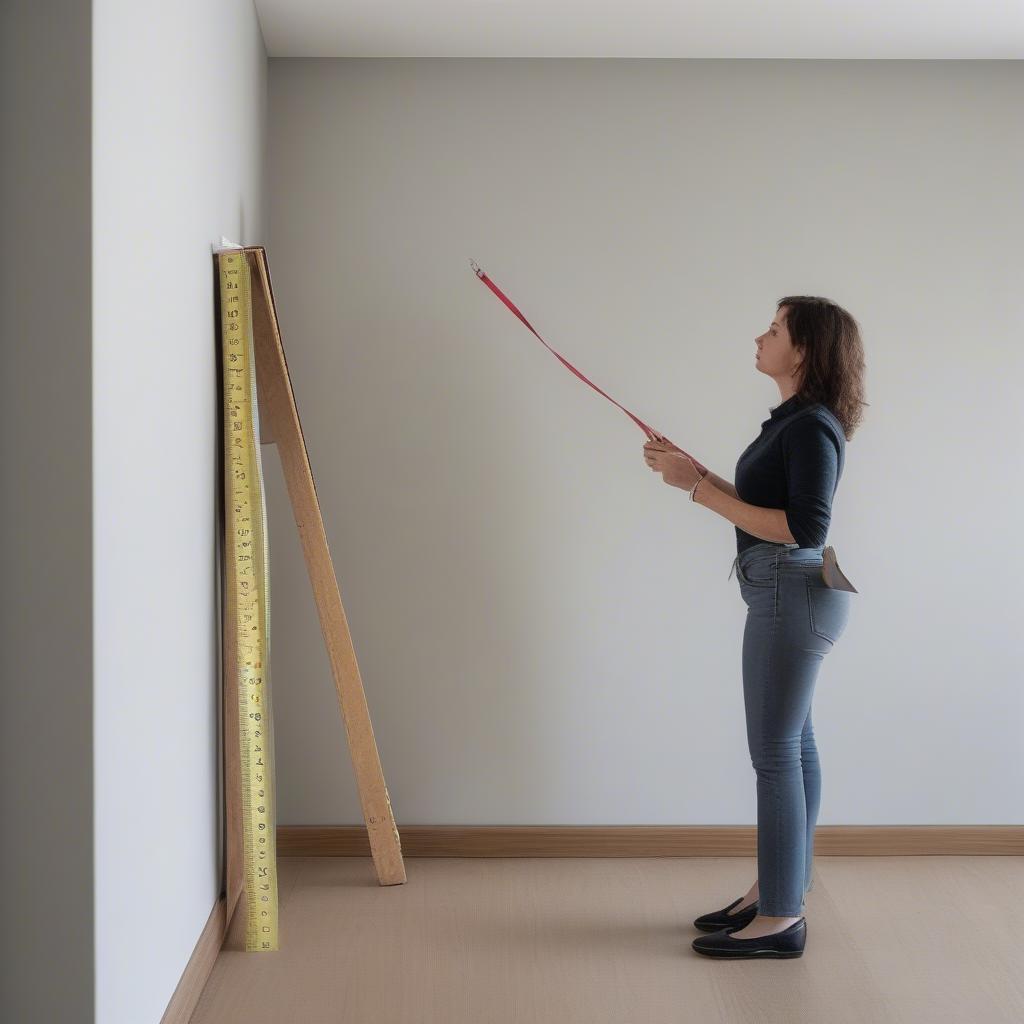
[805,577,852,644]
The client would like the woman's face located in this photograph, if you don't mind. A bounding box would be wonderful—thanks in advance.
[754,306,803,382]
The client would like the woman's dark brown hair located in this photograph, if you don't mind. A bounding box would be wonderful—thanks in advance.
[777,295,868,440]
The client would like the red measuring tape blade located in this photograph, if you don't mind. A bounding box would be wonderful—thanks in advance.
[470,259,708,474]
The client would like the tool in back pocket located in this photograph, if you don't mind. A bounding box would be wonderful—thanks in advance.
[822,545,858,592]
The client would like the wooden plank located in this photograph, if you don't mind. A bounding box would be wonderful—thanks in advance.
[244,246,405,886]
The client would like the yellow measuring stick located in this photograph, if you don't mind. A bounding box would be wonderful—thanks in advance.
[218,250,279,951]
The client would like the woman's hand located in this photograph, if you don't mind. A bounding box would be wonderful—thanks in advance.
[643,439,705,491]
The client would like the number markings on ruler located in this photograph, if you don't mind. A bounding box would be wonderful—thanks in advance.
[219,251,280,952]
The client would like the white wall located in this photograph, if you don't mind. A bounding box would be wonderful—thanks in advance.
[0,4,93,1021]
[93,3,265,1023]
[266,59,1024,828]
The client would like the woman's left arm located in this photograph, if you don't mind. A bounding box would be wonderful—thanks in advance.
[691,416,841,546]
[691,480,797,545]
[644,441,796,543]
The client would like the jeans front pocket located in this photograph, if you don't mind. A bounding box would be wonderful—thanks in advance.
[737,553,776,587]
[805,576,852,645]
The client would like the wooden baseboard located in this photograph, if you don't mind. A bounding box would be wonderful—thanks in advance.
[159,895,228,1024]
[278,824,1024,857]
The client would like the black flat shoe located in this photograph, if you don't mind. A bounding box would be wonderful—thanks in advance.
[692,897,759,932]
[691,917,806,959]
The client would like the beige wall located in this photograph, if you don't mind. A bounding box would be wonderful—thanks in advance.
[266,58,1024,827]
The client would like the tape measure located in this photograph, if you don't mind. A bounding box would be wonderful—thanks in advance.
[218,250,280,951]
[469,258,709,476]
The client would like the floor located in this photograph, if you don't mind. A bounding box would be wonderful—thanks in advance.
[189,854,1024,1023]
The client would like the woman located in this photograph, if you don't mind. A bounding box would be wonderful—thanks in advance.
[643,295,866,960]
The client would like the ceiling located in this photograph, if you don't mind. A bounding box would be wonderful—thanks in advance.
[254,0,1024,59]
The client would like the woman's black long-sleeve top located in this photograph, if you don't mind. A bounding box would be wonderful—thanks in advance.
[733,393,846,557]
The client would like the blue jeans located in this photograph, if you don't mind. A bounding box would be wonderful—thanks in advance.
[728,541,853,916]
